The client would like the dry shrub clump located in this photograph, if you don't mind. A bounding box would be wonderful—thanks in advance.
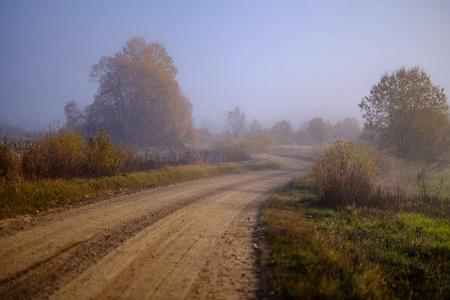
[312,140,379,206]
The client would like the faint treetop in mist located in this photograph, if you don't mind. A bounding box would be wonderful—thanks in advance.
[248,119,263,134]
[333,117,360,141]
[226,106,247,138]
[271,119,294,137]
[200,118,219,134]
[307,117,332,142]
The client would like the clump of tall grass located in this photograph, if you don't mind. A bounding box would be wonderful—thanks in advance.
[312,140,379,206]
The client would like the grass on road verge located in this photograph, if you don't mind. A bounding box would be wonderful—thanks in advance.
[263,176,450,300]
[1,158,282,220]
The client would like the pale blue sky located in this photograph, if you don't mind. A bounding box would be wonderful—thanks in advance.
[1,0,449,131]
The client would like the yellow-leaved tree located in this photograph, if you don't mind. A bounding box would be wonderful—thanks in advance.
[65,37,196,148]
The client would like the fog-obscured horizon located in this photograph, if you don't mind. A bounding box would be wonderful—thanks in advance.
[1,1,449,132]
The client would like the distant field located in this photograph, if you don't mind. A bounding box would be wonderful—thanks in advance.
[267,145,314,161]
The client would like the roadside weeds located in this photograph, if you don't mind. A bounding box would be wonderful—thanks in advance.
[0,158,282,220]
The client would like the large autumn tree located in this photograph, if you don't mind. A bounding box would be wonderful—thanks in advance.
[359,66,450,164]
[66,37,196,148]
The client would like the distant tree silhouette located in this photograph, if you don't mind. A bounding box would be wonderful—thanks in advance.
[271,119,294,136]
[293,129,313,145]
[226,106,247,138]
[248,119,263,134]
[333,118,360,141]
[307,117,331,142]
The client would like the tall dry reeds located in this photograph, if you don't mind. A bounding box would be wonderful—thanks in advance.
[0,126,265,183]
[0,127,129,181]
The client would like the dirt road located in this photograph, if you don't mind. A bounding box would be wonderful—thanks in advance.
[0,157,309,299]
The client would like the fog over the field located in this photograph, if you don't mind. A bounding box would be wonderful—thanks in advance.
[1,1,449,131]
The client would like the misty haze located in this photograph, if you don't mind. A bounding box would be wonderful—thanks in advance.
[1,1,450,299]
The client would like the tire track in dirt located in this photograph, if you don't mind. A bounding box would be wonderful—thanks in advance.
[0,175,275,299]
[0,157,309,299]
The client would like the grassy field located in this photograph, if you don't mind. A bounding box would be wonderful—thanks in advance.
[0,158,282,219]
[264,176,450,299]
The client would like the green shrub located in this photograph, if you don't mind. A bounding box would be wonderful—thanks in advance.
[312,140,378,206]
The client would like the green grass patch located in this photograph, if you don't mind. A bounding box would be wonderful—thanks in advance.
[422,175,450,199]
[264,176,450,299]
[0,159,281,219]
